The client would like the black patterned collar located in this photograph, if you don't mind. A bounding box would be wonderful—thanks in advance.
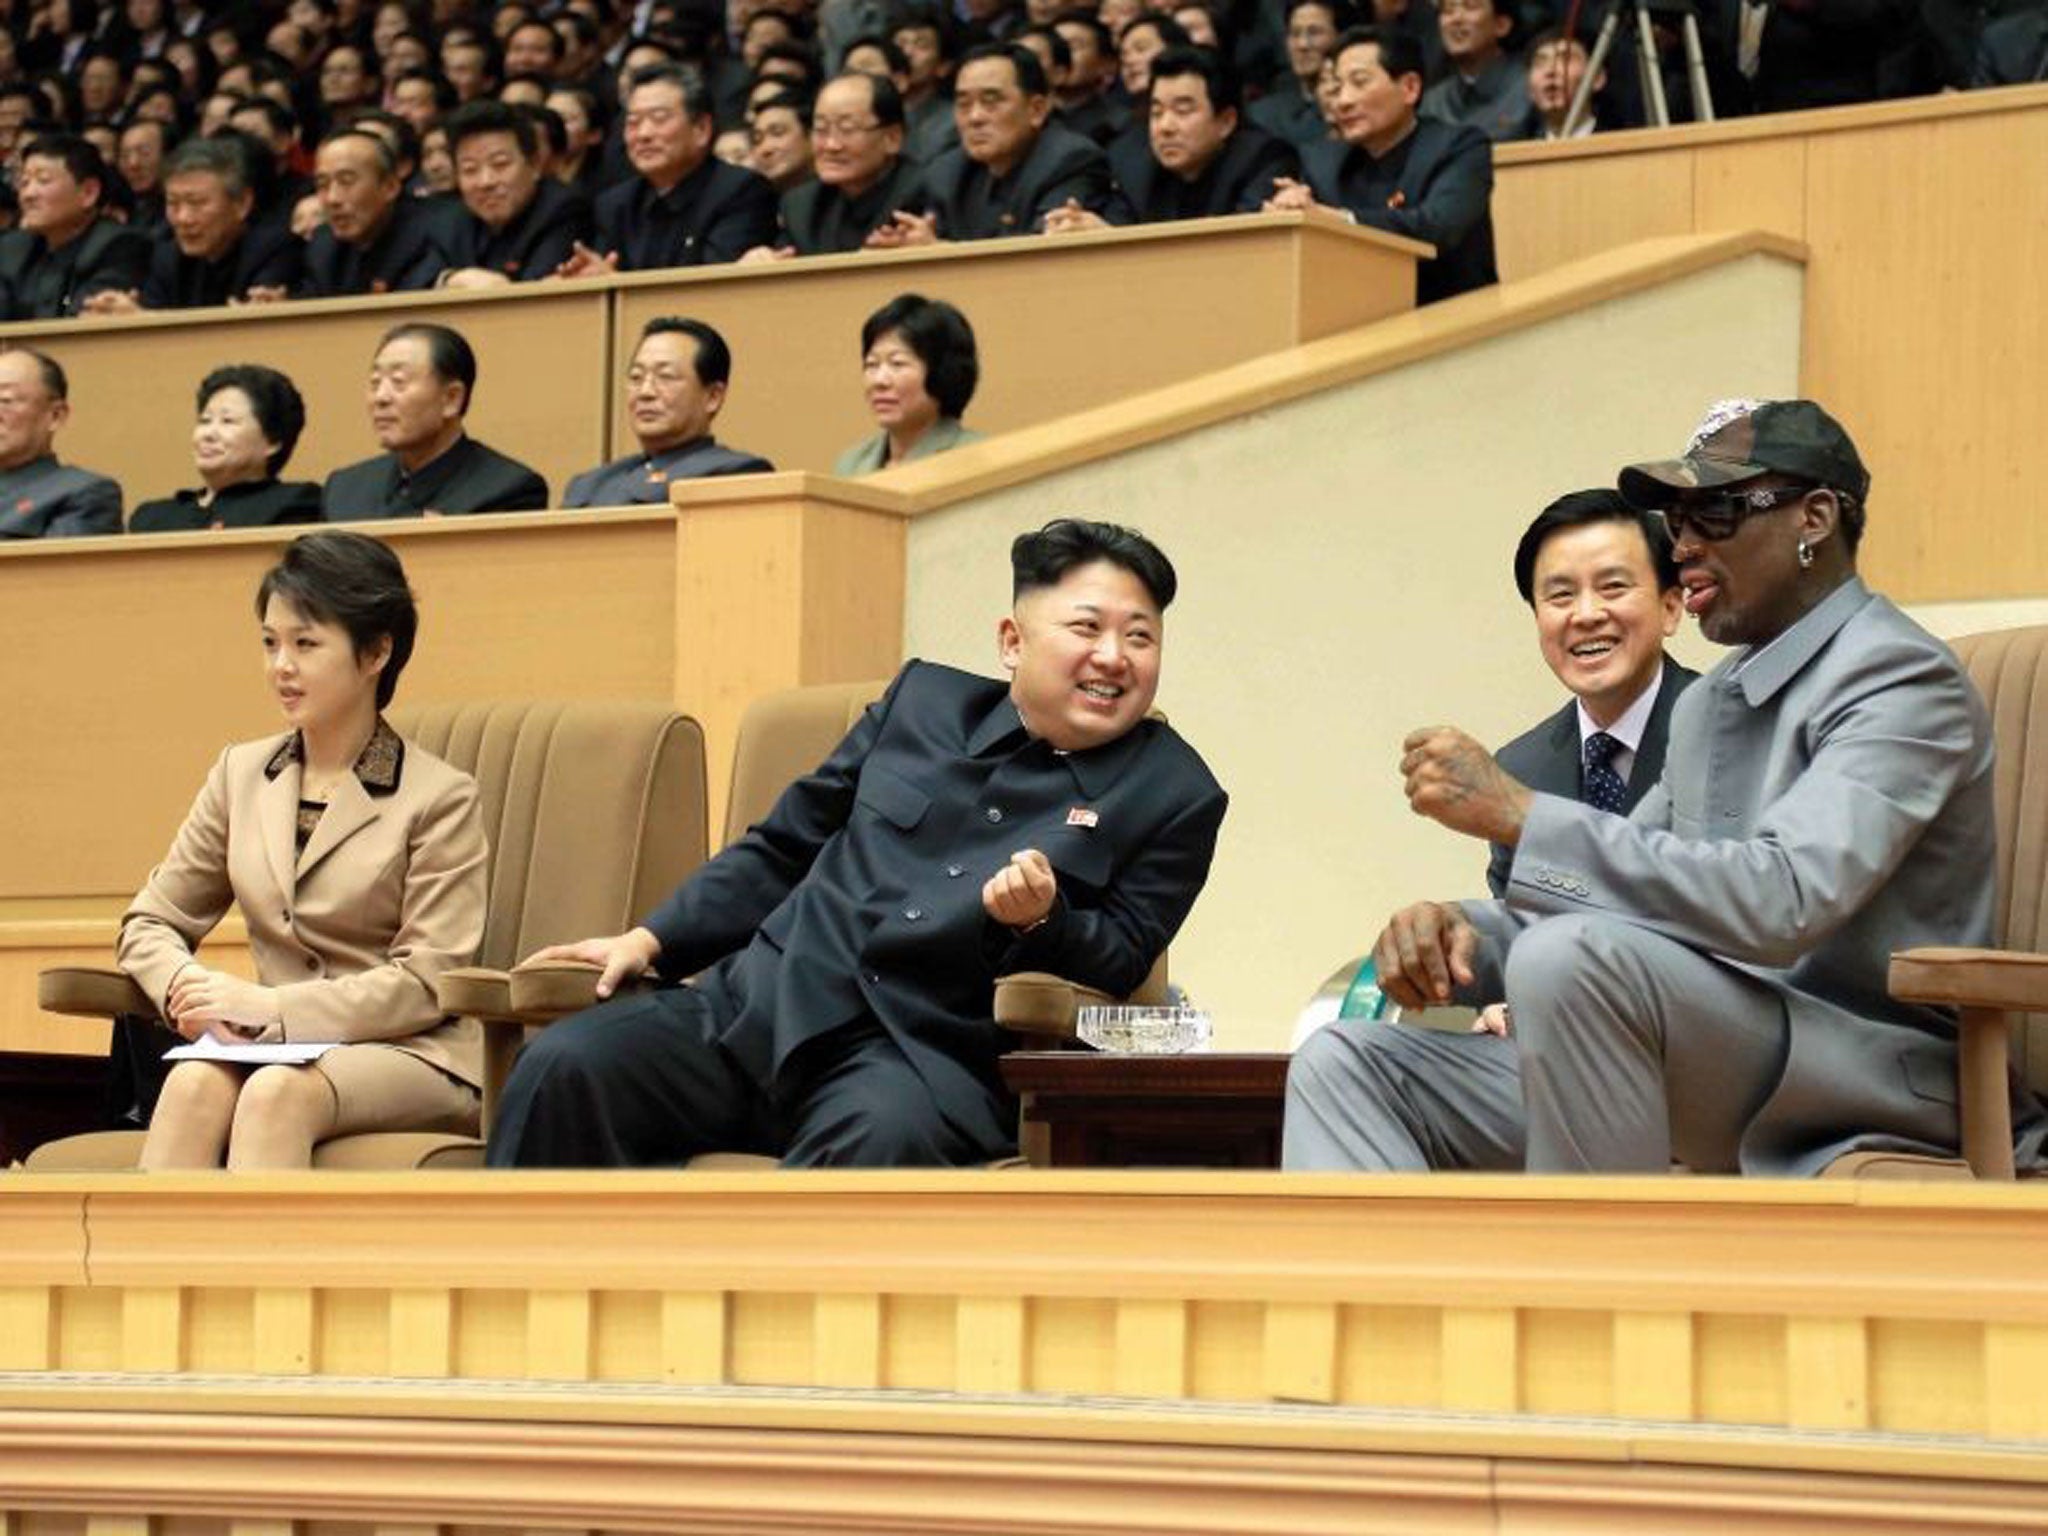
[263,716,404,796]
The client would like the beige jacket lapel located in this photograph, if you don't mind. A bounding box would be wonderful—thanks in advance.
[257,757,301,903]
[298,772,378,881]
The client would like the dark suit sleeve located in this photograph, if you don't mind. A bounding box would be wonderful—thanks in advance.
[1353,126,1492,254]
[516,192,592,280]
[242,226,305,296]
[388,234,449,292]
[75,226,152,307]
[699,172,781,264]
[1232,137,1299,212]
[1026,145,1116,231]
[994,758,1228,998]
[502,465,548,510]
[49,475,123,537]
[139,236,176,308]
[641,667,909,977]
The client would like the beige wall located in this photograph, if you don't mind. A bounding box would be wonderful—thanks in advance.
[1493,86,2048,605]
[904,253,1800,1048]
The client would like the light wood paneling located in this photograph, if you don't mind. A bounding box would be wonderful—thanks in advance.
[2,1176,2048,1534]
[609,212,1419,475]
[7,286,612,509]
[1495,83,2048,601]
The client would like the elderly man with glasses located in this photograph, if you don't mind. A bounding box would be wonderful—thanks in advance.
[747,71,928,259]
[1285,398,2047,1177]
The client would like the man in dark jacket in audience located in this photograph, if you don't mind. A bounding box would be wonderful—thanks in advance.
[323,323,548,518]
[0,135,151,319]
[560,64,778,274]
[0,348,122,538]
[83,136,302,312]
[893,43,1115,241]
[439,98,591,284]
[563,317,773,506]
[1050,47,1294,229]
[1266,24,1496,304]
[769,72,927,255]
[299,128,451,296]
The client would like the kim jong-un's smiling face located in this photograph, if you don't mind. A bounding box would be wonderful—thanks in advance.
[999,558,1162,753]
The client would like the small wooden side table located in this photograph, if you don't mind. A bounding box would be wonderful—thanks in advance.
[1000,1051,1291,1169]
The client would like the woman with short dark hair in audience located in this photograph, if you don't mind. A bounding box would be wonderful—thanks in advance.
[834,292,983,475]
[130,366,325,532]
[120,531,489,1169]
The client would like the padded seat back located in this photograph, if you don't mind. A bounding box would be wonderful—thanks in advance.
[722,680,886,845]
[390,700,707,970]
[1950,627,2048,1098]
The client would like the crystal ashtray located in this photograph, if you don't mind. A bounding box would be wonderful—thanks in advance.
[1076,1005,1213,1054]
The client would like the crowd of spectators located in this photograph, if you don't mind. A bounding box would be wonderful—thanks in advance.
[0,0,2026,326]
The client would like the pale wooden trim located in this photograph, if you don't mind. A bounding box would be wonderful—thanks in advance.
[5,1392,2048,1533]
[849,232,1804,513]
[1496,80,2048,166]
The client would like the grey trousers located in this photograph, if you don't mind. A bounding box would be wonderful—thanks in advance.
[1283,913,1791,1173]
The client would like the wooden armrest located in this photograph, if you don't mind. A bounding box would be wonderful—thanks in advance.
[1889,947,2048,1013]
[438,966,516,1020]
[38,965,151,1020]
[993,972,1118,1038]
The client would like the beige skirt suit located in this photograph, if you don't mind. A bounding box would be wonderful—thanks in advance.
[117,721,489,1133]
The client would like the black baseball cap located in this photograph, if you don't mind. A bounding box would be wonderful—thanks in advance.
[1619,399,1871,508]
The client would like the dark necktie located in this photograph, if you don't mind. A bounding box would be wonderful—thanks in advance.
[1582,731,1629,815]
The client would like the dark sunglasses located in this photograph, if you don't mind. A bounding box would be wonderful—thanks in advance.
[1652,482,1814,544]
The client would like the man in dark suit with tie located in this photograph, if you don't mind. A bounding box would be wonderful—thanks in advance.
[322,322,548,519]
[1485,489,1699,897]
[487,518,1229,1168]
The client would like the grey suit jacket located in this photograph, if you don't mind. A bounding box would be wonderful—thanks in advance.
[0,454,122,538]
[562,436,774,507]
[1485,656,1698,897]
[833,416,981,476]
[1464,577,2041,1174]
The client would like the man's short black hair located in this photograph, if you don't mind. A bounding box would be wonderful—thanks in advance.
[959,41,1050,96]
[753,87,814,128]
[199,363,306,478]
[231,94,299,141]
[626,61,716,119]
[1118,11,1192,49]
[754,40,825,92]
[256,531,418,709]
[640,315,732,387]
[859,292,978,420]
[894,4,961,60]
[1148,43,1238,111]
[843,32,910,74]
[1018,24,1072,72]
[1012,519,1179,611]
[5,345,68,400]
[507,17,565,57]
[1284,0,1353,24]
[22,134,111,200]
[319,125,399,181]
[379,321,478,415]
[1051,10,1113,54]
[1512,488,1679,605]
[446,96,538,157]
[828,69,905,129]
[1333,21,1424,81]
[392,65,459,110]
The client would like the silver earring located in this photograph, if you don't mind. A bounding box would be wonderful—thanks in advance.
[1797,539,1814,570]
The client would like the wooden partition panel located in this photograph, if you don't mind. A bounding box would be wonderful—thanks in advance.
[1493,84,2048,602]
[612,212,1424,474]
[1,1172,2047,1534]
[0,511,676,909]
[1,284,614,508]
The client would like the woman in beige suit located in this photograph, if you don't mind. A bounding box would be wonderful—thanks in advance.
[120,531,489,1169]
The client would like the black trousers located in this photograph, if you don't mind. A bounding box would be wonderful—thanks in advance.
[485,984,1009,1168]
